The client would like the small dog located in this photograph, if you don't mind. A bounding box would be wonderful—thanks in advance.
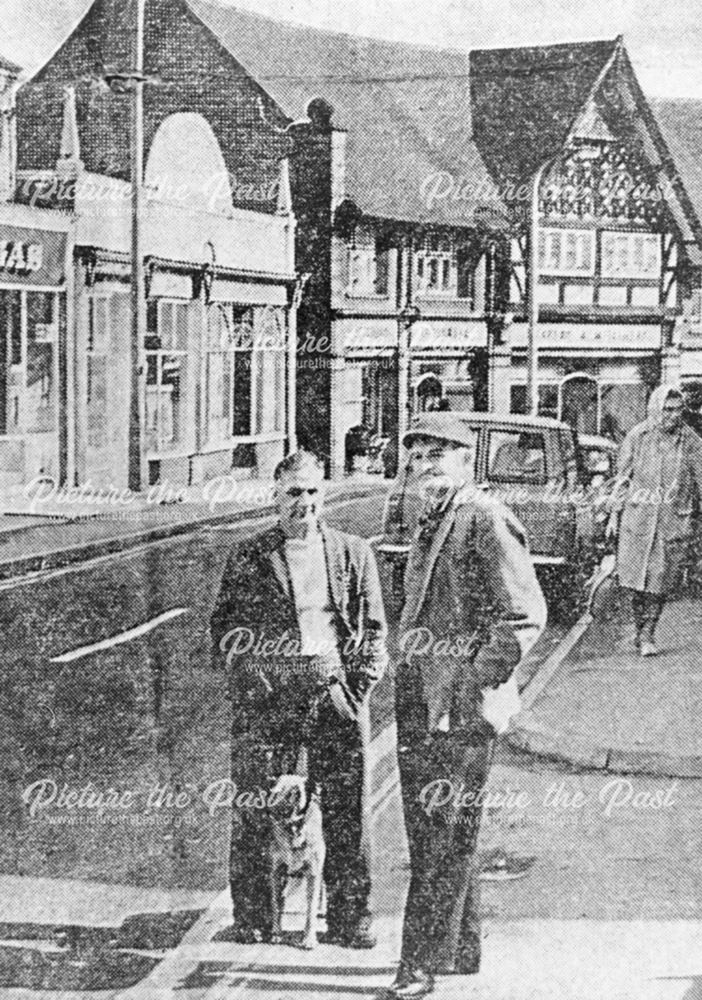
[268,774,325,950]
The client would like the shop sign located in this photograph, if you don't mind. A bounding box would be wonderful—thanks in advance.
[509,322,661,351]
[336,319,396,354]
[411,321,488,352]
[0,225,67,288]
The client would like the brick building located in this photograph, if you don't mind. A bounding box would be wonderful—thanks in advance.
[12,0,297,489]
[7,3,702,485]
[186,1,507,474]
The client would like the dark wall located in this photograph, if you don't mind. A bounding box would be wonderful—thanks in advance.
[16,0,290,210]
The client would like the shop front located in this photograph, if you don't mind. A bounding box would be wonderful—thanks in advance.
[72,111,297,490]
[0,208,70,488]
[409,319,488,414]
[334,315,489,471]
[503,321,663,440]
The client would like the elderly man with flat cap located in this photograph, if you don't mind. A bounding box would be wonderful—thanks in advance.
[382,414,547,999]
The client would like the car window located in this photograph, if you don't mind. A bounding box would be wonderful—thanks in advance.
[487,430,547,484]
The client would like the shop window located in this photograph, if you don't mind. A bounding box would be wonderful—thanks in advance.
[510,385,527,414]
[145,299,190,454]
[206,304,252,443]
[510,384,557,419]
[0,290,59,441]
[488,429,547,484]
[2,291,21,433]
[9,293,20,366]
[601,232,660,279]
[25,292,56,435]
[538,228,595,277]
[87,297,109,449]
[207,304,286,443]
[254,348,286,435]
[253,307,286,435]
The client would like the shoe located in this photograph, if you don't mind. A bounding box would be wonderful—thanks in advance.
[214,923,269,944]
[327,914,377,949]
[640,640,658,657]
[386,968,435,998]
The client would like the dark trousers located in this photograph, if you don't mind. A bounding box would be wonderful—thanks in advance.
[229,672,370,938]
[630,591,665,642]
[395,661,494,975]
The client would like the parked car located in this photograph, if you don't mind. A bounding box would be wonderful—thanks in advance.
[378,412,615,619]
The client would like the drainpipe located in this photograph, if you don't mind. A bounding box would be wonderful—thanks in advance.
[527,159,552,416]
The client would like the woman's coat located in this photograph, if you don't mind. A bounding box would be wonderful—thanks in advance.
[612,386,702,594]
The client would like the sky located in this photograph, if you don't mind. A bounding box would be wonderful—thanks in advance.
[1,0,700,100]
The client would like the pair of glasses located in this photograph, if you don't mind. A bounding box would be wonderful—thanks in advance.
[284,487,319,498]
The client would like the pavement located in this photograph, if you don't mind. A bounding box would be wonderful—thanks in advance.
[508,581,702,779]
[0,473,387,581]
[0,874,700,1000]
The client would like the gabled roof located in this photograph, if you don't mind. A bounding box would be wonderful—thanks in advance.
[188,0,504,227]
[470,38,620,191]
[651,99,702,229]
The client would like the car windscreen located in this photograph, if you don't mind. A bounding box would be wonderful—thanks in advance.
[486,429,548,485]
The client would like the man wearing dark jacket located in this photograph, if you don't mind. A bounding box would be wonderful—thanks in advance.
[210,450,388,947]
[384,415,547,998]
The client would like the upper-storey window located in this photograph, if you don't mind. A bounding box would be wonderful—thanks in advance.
[538,228,595,277]
[416,235,455,297]
[601,232,660,279]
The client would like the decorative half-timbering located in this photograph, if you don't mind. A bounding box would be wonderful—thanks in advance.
[472,37,697,438]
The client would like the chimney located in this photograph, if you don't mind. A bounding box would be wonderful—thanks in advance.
[0,58,20,203]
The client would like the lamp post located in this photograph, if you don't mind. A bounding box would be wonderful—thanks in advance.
[527,159,552,416]
[397,301,420,451]
[106,0,147,491]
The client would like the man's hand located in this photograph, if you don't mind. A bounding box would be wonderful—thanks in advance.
[481,675,520,734]
[605,511,620,542]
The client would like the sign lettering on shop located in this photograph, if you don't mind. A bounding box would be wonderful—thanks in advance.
[0,226,68,288]
[0,241,43,274]
[509,322,661,351]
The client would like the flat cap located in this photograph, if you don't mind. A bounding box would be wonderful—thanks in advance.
[403,413,478,450]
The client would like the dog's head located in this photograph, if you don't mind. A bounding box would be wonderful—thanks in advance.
[268,775,317,850]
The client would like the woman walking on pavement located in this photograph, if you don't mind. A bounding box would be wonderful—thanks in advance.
[607,385,702,656]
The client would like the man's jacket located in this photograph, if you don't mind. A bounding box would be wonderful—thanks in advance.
[399,487,547,730]
[210,524,388,712]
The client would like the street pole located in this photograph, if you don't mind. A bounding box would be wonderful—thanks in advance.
[397,236,418,463]
[527,160,550,416]
[128,0,146,491]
